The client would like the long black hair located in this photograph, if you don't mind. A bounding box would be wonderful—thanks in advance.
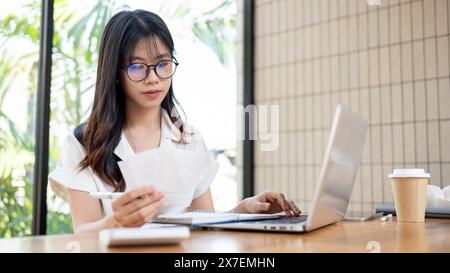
[77,10,184,192]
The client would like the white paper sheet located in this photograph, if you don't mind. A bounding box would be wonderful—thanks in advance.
[117,143,208,214]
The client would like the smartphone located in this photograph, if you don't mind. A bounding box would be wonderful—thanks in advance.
[343,211,384,221]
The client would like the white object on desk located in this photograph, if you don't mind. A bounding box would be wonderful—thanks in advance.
[153,211,284,225]
[427,185,450,208]
[380,214,393,222]
[99,226,191,246]
[140,223,182,229]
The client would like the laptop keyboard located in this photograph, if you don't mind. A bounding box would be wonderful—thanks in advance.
[256,214,308,224]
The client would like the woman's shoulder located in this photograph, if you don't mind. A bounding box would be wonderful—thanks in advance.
[162,110,204,146]
[182,123,202,141]
[73,122,86,144]
[164,122,209,152]
[59,128,87,161]
[182,122,212,146]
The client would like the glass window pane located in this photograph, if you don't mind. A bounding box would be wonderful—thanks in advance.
[0,0,41,238]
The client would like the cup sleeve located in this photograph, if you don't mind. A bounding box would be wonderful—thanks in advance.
[48,135,98,201]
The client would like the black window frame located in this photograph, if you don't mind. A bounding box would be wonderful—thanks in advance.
[32,0,53,236]
[243,0,254,198]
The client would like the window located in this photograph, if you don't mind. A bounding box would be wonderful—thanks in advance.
[0,0,41,237]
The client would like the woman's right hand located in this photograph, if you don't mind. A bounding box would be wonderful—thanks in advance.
[110,185,164,227]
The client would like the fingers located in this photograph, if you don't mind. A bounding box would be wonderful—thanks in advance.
[123,198,164,226]
[115,191,164,218]
[262,192,301,217]
[128,202,163,227]
[288,200,301,216]
[271,192,293,217]
[255,202,271,212]
[111,186,165,227]
[113,185,156,207]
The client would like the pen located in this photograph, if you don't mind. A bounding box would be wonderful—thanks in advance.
[380,214,393,222]
[89,192,123,199]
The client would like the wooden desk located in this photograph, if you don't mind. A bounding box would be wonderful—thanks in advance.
[1,217,450,252]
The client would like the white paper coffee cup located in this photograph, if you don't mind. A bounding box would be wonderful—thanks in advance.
[388,169,430,223]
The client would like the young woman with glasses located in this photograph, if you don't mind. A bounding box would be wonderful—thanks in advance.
[48,10,301,233]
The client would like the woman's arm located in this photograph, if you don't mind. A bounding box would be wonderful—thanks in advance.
[67,189,115,233]
[188,188,215,211]
[67,185,164,234]
[187,188,301,217]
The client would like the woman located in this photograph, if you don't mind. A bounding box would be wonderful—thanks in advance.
[49,10,301,234]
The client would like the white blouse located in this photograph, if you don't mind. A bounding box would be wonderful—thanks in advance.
[48,109,219,217]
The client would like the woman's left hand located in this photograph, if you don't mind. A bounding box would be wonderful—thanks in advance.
[233,191,301,217]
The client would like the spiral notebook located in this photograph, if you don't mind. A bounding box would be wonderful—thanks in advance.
[152,211,284,226]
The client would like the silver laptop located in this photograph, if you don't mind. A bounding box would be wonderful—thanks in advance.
[205,104,368,233]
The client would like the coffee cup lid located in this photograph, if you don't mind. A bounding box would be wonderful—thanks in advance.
[388,169,430,178]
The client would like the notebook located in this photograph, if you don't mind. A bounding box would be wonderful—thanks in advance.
[375,204,450,219]
[152,211,284,226]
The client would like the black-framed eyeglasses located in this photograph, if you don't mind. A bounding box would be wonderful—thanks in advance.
[122,59,179,82]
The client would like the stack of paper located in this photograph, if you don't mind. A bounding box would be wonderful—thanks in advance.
[117,143,207,214]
